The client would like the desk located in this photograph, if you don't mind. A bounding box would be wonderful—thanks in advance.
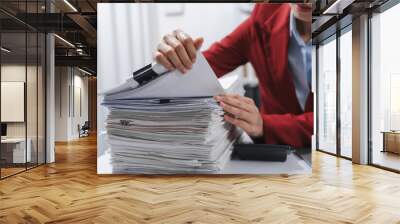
[381,131,400,154]
[98,150,311,175]
[1,138,31,164]
[221,152,311,174]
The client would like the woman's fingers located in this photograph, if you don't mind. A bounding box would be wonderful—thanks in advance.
[174,30,197,63]
[153,30,203,74]
[219,101,253,123]
[224,114,252,133]
[153,51,174,71]
[217,94,258,114]
[214,95,252,113]
[163,34,192,71]
[154,30,203,73]
[157,41,186,73]
[215,94,263,137]
[193,37,204,50]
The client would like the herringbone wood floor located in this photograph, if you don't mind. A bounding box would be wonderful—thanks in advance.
[1,135,400,224]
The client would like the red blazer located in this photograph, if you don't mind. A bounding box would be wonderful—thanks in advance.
[203,3,313,148]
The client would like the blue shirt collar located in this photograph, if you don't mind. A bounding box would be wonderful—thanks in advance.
[290,11,311,48]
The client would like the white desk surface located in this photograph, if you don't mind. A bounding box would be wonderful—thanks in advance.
[98,151,311,175]
[222,153,311,174]
[1,138,27,143]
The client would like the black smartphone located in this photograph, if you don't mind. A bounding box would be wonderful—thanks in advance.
[233,144,291,162]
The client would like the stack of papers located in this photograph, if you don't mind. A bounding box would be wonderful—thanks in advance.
[102,53,243,174]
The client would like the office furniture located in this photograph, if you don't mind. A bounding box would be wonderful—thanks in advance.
[98,152,311,174]
[79,121,90,138]
[221,152,311,174]
[0,138,32,165]
[382,131,400,154]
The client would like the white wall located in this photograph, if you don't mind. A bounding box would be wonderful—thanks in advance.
[55,67,69,141]
[97,3,255,156]
[72,74,89,138]
[55,67,89,141]
[155,4,248,52]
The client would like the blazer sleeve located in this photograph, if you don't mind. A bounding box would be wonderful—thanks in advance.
[203,17,252,78]
[261,112,313,148]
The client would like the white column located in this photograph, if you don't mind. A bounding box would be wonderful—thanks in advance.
[352,14,369,164]
[46,33,55,163]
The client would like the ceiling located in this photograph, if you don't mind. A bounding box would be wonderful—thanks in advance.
[0,0,100,73]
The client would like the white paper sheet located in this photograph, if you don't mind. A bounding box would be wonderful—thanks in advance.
[104,52,225,100]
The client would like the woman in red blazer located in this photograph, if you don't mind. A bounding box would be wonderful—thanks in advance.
[154,3,313,148]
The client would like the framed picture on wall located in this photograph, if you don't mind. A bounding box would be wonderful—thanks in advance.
[1,81,25,122]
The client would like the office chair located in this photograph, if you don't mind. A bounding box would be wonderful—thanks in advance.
[79,121,90,138]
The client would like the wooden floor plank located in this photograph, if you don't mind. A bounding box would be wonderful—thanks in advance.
[1,135,400,224]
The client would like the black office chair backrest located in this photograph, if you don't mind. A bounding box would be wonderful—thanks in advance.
[82,121,90,129]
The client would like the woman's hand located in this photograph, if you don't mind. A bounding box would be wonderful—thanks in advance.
[214,94,263,138]
[154,29,204,74]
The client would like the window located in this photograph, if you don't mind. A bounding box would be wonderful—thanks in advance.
[317,36,337,154]
[0,1,47,179]
[370,2,400,171]
[1,30,28,177]
[339,28,352,158]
